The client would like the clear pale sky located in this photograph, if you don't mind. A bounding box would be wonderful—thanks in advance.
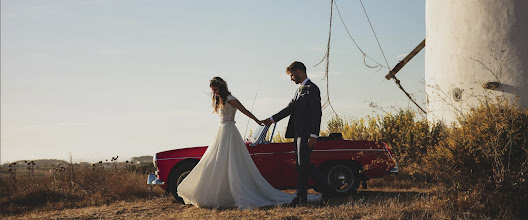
[1,0,425,163]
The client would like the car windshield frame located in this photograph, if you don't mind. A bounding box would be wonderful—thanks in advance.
[248,125,265,143]
[248,123,278,146]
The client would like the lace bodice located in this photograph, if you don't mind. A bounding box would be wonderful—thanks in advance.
[219,95,237,123]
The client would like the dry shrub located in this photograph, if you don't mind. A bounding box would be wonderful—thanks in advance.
[322,110,444,172]
[0,164,165,215]
[423,97,528,218]
[322,97,527,218]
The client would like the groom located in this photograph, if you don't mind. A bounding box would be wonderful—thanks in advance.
[262,61,335,205]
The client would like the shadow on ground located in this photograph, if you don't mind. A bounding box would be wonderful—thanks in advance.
[195,189,430,211]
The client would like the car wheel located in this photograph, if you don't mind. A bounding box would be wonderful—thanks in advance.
[168,162,197,202]
[324,164,359,195]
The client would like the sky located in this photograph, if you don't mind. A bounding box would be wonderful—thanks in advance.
[1,0,426,163]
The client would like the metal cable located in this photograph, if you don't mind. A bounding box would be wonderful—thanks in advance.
[359,0,426,114]
[317,0,426,117]
[358,0,391,69]
[244,81,261,138]
[334,0,389,70]
[321,0,339,118]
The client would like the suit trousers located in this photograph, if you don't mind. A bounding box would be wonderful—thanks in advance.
[294,136,331,200]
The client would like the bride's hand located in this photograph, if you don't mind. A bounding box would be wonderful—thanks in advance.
[261,118,273,126]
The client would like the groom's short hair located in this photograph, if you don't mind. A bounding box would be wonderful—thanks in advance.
[286,61,306,74]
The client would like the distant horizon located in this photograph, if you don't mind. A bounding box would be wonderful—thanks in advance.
[1,1,426,163]
[0,154,154,165]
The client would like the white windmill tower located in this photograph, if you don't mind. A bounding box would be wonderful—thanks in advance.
[424,0,528,123]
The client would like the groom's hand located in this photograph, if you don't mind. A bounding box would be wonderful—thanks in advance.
[308,137,317,149]
[262,118,273,126]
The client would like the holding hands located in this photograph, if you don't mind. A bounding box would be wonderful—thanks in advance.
[260,118,273,126]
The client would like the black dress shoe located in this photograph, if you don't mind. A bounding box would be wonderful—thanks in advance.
[321,191,337,203]
[288,196,307,207]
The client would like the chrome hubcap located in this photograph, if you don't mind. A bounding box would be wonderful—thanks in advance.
[327,165,354,193]
[338,174,346,184]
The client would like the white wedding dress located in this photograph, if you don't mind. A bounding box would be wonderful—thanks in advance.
[177,95,319,209]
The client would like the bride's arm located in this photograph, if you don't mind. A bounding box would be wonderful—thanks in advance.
[227,99,260,124]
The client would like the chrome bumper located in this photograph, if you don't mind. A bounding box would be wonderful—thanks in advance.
[147,173,165,185]
[389,164,399,174]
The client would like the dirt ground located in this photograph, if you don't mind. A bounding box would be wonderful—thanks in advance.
[3,188,437,220]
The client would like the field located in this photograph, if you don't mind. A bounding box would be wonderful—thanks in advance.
[1,169,447,220]
[2,99,527,219]
[0,160,517,220]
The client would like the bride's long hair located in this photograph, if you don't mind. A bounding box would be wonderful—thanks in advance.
[210,77,231,113]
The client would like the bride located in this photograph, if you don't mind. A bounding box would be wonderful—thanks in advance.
[177,77,316,209]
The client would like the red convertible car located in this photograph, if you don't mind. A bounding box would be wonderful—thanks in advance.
[148,124,398,200]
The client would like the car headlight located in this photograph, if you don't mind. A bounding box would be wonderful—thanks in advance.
[153,154,158,168]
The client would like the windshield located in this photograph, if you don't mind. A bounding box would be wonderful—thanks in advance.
[249,125,265,142]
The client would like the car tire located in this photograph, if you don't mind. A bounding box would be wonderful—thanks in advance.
[323,164,360,195]
[168,162,197,203]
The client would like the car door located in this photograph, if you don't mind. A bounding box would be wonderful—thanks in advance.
[249,142,297,188]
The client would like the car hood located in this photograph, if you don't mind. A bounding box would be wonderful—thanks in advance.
[156,145,208,160]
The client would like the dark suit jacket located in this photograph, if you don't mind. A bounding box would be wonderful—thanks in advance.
[272,80,322,139]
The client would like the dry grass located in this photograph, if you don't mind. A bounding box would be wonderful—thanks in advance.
[320,98,528,219]
[0,164,165,216]
[0,170,505,220]
[2,182,443,220]
[2,99,526,219]
[1,180,498,220]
